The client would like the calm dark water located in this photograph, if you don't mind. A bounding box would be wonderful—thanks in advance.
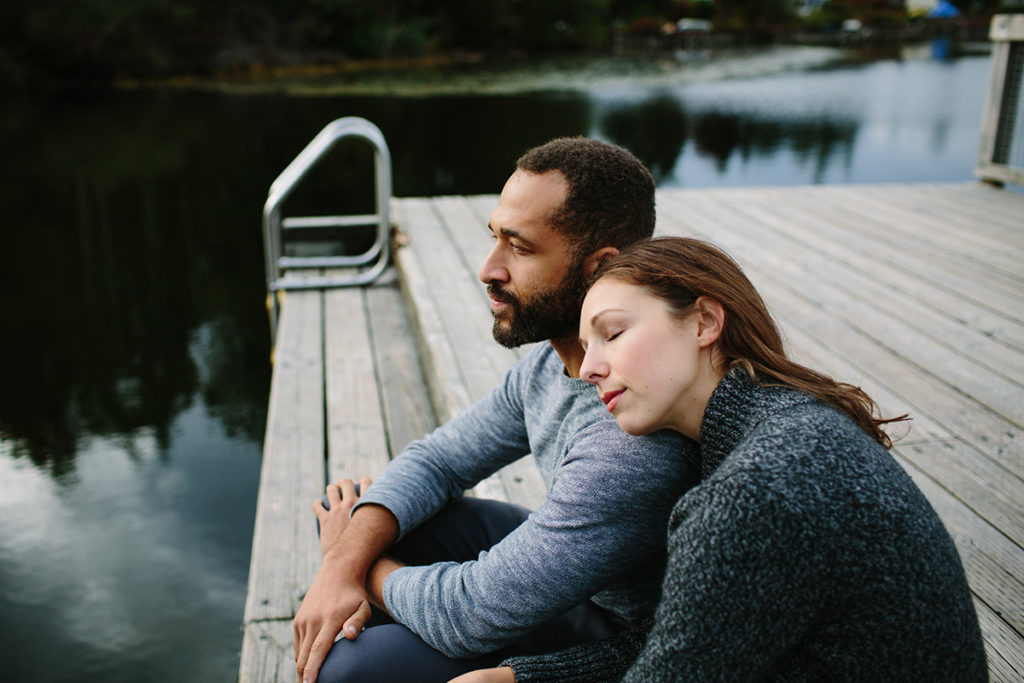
[0,49,992,682]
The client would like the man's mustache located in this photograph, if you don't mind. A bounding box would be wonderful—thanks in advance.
[487,283,519,307]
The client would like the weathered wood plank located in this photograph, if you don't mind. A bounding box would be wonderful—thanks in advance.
[915,184,1024,232]
[674,185,1024,326]
[391,198,474,425]
[709,187,1024,355]
[241,269,442,681]
[324,281,391,483]
[806,185,1024,294]
[365,278,439,456]
[243,288,325,625]
[238,620,295,683]
[860,184,1024,245]
[830,184,1023,257]
[240,286,326,682]
[402,197,519,397]
[975,599,1024,683]
[398,199,494,396]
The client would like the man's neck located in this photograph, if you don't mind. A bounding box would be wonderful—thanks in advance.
[548,335,586,379]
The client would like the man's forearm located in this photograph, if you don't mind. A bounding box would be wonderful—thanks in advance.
[366,556,404,612]
[324,502,400,578]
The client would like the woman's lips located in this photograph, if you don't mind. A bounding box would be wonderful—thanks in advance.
[601,389,624,412]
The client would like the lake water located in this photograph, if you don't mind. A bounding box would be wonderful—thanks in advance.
[0,45,995,682]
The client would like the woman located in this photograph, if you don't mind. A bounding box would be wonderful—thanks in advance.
[453,237,986,682]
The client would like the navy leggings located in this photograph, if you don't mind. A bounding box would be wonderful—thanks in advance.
[315,495,618,683]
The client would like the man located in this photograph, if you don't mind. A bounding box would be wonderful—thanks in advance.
[293,138,698,683]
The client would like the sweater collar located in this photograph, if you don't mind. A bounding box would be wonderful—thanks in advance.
[696,369,806,478]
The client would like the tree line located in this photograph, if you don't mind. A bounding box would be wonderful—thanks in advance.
[0,0,1011,87]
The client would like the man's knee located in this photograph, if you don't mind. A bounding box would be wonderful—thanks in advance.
[317,624,493,683]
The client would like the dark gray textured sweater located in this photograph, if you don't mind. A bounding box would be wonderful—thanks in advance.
[506,371,987,682]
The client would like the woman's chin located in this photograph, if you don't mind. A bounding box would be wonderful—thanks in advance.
[616,416,654,437]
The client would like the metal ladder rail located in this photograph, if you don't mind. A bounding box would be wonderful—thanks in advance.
[263,117,393,341]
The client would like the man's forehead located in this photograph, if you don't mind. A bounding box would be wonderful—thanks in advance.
[490,170,568,238]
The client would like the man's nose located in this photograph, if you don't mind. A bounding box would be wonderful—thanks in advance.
[478,242,509,284]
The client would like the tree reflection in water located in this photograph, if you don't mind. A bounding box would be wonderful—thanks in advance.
[0,93,272,478]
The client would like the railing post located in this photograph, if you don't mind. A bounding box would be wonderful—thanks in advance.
[976,14,1024,187]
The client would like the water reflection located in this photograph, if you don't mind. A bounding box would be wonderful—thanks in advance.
[0,93,272,477]
[600,94,689,180]
[586,90,862,187]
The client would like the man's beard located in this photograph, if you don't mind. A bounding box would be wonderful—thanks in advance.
[487,261,588,348]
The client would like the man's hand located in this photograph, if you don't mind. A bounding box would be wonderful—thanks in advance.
[293,563,373,683]
[448,667,517,683]
[314,477,372,556]
[293,477,393,683]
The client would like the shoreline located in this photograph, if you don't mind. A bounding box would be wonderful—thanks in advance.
[113,45,864,98]
[112,40,990,98]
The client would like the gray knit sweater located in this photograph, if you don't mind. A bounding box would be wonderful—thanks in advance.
[506,370,987,682]
[353,342,696,658]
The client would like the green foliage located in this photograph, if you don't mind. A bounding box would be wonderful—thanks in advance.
[804,1,908,28]
[1,0,940,85]
[712,0,799,32]
[0,0,628,84]
[428,0,613,51]
[19,0,200,79]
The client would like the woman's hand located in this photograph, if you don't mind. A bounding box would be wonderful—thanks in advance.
[314,477,372,556]
[448,666,516,683]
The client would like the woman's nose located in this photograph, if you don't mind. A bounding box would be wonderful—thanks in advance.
[579,348,607,385]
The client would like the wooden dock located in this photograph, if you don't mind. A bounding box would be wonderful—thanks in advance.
[239,181,1024,682]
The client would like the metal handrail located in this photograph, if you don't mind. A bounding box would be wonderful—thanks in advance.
[262,117,393,340]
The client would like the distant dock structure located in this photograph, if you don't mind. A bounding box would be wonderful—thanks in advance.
[239,16,1024,682]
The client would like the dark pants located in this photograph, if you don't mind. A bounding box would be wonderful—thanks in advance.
[316,495,618,683]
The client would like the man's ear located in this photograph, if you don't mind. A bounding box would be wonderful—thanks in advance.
[583,246,619,278]
[694,297,725,348]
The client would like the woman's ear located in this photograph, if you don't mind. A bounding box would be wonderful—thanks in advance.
[584,246,619,278]
[694,297,725,348]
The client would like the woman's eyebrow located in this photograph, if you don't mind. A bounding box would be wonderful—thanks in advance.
[588,308,628,327]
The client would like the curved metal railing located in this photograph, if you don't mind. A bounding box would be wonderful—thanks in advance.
[262,117,393,340]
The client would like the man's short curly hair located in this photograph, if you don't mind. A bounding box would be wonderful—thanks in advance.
[516,137,656,259]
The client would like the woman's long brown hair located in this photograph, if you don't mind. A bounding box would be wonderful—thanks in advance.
[592,236,907,448]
